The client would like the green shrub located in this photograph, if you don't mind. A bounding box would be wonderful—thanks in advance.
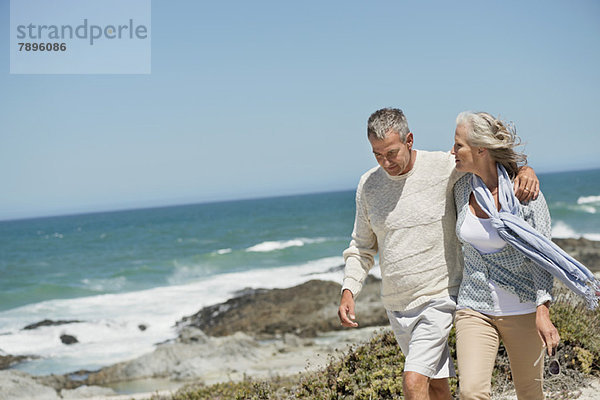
[296,329,405,399]
[550,288,600,371]
[159,378,290,400]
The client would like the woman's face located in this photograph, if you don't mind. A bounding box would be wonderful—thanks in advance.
[451,123,479,173]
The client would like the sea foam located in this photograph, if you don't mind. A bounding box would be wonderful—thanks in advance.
[577,195,600,205]
[0,256,369,376]
[246,237,329,252]
[552,220,580,239]
[574,195,599,214]
[551,220,600,241]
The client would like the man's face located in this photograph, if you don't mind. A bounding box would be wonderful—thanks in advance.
[369,131,414,176]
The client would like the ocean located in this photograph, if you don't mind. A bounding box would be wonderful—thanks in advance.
[1,168,599,376]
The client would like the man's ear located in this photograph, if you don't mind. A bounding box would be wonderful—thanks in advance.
[405,132,414,148]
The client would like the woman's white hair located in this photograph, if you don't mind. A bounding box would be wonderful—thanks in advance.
[456,111,527,178]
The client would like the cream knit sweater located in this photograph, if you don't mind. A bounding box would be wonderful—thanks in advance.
[342,150,464,311]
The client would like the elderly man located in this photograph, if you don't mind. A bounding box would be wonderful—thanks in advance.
[338,108,538,400]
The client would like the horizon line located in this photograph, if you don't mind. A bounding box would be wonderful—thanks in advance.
[2,165,599,223]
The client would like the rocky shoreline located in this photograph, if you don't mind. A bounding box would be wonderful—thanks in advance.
[1,237,599,400]
[0,277,388,400]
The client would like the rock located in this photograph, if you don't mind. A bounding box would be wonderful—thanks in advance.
[0,353,29,370]
[60,385,115,399]
[283,333,311,347]
[552,238,600,272]
[0,370,60,400]
[34,279,387,390]
[60,334,78,345]
[177,278,387,338]
[177,327,208,344]
[36,373,76,391]
[72,331,262,385]
[138,324,147,331]
[23,319,82,330]
[232,287,269,297]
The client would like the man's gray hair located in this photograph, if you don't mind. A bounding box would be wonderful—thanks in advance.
[456,111,527,178]
[367,108,410,142]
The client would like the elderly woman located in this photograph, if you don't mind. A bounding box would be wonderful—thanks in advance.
[450,111,560,399]
[451,111,600,399]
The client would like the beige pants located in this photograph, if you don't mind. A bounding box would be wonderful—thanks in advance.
[455,308,545,400]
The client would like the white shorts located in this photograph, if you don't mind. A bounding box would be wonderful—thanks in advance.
[386,297,456,378]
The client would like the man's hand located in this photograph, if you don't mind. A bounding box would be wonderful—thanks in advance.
[536,302,560,356]
[338,289,359,328]
[514,166,539,202]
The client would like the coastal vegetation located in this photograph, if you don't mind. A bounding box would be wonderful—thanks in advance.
[154,286,600,400]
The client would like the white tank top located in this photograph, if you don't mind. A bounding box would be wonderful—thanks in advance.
[460,208,505,254]
[460,208,536,316]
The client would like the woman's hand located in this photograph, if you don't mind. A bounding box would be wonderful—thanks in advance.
[536,302,560,355]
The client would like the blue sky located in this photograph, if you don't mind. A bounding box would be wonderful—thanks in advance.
[1,0,599,220]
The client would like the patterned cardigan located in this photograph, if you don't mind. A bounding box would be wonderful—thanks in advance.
[453,174,553,311]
